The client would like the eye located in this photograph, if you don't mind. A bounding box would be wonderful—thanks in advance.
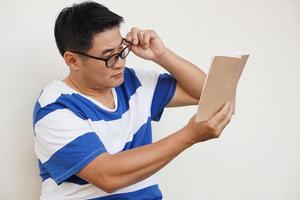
[103,50,116,58]
[119,45,125,50]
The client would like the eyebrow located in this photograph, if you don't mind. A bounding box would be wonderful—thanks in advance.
[101,38,124,56]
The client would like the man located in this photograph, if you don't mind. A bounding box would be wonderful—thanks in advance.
[33,1,234,199]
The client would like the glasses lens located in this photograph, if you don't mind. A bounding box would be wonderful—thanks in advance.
[107,54,119,68]
[106,44,131,68]
[120,46,130,59]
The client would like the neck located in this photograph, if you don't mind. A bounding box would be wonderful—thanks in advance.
[64,76,110,98]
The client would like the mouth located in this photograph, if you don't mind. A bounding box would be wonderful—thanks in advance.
[111,71,124,78]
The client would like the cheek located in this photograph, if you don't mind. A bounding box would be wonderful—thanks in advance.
[82,62,107,76]
[83,64,112,84]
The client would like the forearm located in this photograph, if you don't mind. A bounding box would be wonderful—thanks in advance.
[153,48,206,99]
[97,127,193,192]
[78,102,234,193]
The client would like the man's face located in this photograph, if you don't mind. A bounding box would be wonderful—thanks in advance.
[77,27,126,90]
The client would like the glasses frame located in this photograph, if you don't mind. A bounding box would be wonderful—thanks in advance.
[69,38,132,68]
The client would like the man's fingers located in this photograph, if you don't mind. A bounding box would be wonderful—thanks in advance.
[137,31,145,47]
[137,30,153,49]
[143,30,157,49]
[127,28,159,50]
[217,102,234,131]
[143,31,151,49]
[125,32,132,42]
[209,102,232,126]
[130,27,139,45]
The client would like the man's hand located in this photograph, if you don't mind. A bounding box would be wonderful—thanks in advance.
[182,101,234,145]
[126,27,167,61]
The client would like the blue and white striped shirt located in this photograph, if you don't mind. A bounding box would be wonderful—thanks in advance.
[33,67,177,199]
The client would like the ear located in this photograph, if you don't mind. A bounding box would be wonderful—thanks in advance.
[63,51,80,70]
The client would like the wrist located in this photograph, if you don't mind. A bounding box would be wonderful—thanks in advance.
[152,48,170,64]
[175,126,196,148]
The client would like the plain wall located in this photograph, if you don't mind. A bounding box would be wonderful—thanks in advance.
[0,0,299,199]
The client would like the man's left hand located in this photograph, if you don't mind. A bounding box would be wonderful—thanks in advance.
[126,27,167,61]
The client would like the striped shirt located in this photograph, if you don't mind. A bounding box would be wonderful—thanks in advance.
[33,67,177,199]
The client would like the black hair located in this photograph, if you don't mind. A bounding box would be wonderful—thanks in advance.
[54,1,124,57]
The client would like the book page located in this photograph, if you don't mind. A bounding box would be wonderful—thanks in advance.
[195,55,249,122]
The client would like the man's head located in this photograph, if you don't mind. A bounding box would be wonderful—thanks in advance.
[54,1,124,57]
[55,1,128,90]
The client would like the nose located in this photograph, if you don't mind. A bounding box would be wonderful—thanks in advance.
[112,55,125,69]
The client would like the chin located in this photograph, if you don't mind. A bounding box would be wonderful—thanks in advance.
[110,77,124,88]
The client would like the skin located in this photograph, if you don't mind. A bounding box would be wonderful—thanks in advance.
[62,26,234,193]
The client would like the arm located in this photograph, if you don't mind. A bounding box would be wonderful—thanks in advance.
[153,48,206,100]
[77,28,233,193]
[77,102,234,193]
[77,127,191,193]
[125,28,207,107]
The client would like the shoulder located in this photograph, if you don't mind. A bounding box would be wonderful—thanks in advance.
[124,67,160,88]
[33,80,78,125]
[37,80,74,107]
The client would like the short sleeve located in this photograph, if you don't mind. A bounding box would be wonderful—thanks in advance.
[151,73,177,121]
[34,108,107,185]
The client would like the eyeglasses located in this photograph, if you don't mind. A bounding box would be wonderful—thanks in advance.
[70,38,132,68]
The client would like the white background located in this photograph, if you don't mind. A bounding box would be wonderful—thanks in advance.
[0,0,299,199]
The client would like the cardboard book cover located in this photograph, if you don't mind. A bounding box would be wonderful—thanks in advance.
[195,54,249,122]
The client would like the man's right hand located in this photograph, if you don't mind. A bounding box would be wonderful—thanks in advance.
[182,101,234,145]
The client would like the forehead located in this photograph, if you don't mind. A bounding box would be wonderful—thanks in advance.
[91,27,122,50]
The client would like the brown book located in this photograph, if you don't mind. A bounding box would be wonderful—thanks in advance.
[195,54,249,122]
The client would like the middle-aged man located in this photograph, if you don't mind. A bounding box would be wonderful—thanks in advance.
[33,1,234,199]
